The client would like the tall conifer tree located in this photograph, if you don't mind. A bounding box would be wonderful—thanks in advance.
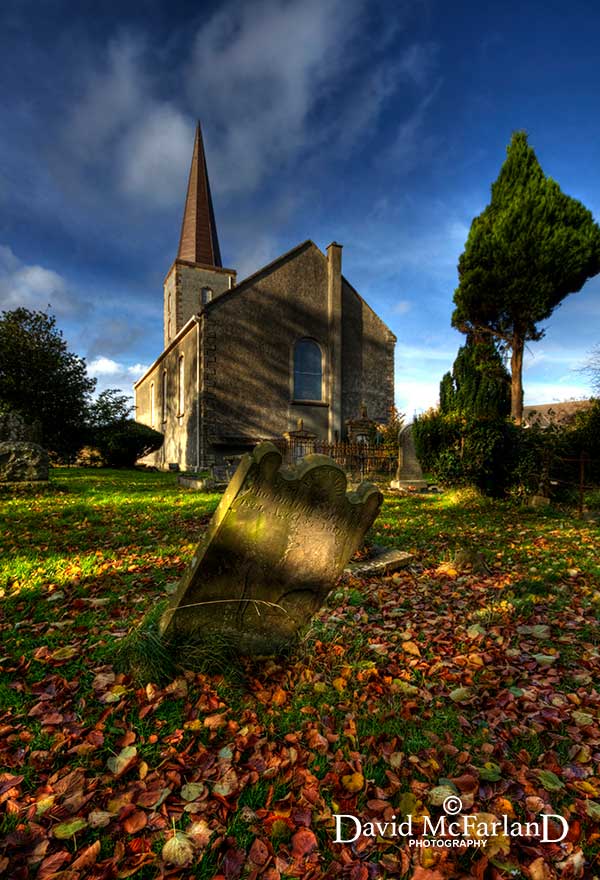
[453,131,600,423]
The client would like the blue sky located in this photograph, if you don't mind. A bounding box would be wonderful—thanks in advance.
[1,0,599,419]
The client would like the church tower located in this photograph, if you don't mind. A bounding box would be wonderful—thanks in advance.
[163,122,236,346]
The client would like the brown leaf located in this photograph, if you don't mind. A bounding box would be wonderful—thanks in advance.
[187,818,212,849]
[291,828,318,859]
[248,838,270,867]
[204,713,227,730]
[37,851,71,879]
[88,809,114,828]
[71,841,101,871]
[0,774,24,797]
[123,809,147,834]
[223,845,245,880]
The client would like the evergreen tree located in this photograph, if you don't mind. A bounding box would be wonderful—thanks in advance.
[440,337,510,419]
[453,131,600,423]
[0,308,96,456]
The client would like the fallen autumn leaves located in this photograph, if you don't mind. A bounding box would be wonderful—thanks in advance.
[1,470,599,878]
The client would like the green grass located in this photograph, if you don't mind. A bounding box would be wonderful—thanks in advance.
[1,467,599,878]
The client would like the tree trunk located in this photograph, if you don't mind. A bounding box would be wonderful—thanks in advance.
[511,334,524,424]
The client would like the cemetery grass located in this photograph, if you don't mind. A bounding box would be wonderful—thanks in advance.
[1,470,599,879]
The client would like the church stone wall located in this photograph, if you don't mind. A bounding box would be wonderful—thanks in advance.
[138,243,395,469]
[135,322,200,470]
[201,244,331,458]
[341,280,395,427]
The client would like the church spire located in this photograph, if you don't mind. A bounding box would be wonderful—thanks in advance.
[177,121,222,267]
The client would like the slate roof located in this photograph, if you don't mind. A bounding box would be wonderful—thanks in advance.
[522,400,592,428]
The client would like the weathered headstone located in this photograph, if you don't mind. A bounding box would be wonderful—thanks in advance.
[160,441,383,653]
[0,442,49,482]
[390,424,427,490]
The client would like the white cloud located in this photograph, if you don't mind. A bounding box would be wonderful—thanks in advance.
[235,232,280,281]
[87,356,121,375]
[385,79,443,174]
[118,105,193,207]
[395,375,440,421]
[186,0,366,194]
[59,2,439,222]
[350,212,469,286]
[523,346,592,372]
[63,34,191,208]
[396,343,455,363]
[88,355,148,398]
[0,245,88,317]
[65,35,147,162]
[524,381,592,405]
[393,299,412,315]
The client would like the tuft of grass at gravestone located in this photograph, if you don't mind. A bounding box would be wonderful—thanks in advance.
[0,467,599,879]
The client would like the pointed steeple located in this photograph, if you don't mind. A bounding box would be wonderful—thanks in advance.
[177,122,222,267]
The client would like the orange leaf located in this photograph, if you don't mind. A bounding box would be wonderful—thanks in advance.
[291,828,318,859]
[402,641,421,657]
[271,688,287,706]
[123,809,147,834]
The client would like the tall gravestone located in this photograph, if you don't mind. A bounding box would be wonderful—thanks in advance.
[390,424,427,490]
[0,411,48,483]
[160,442,383,654]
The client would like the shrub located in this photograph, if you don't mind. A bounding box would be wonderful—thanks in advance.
[75,446,106,468]
[413,409,517,497]
[94,420,163,468]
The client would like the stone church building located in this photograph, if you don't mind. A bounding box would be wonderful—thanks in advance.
[134,124,396,469]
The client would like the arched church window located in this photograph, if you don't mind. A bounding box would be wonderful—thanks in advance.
[293,339,323,401]
[201,287,213,305]
[178,355,185,416]
[150,382,155,427]
[162,370,167,422]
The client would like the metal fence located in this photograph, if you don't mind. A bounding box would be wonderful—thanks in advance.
[276,438,396,482]
[547,452,600,515]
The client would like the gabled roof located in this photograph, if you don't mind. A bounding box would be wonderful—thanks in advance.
[340,273,397,342]
[206,239,316,304]
[177,122,222,267]
[523,400,592,428]
[203,239,396,340]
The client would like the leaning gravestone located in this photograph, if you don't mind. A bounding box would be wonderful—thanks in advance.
[390,424,427,490]
[160,442,383,654]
